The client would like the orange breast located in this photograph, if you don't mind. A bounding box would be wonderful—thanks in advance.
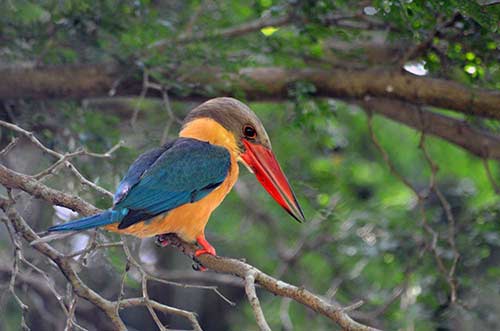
[105,157,239,241]
[105,117,241,242]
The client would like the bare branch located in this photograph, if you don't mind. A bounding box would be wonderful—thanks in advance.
[0,120,61,158]
[151,13,292,49]
[0,163,99,216]
[0,137,19,156]
[65,162,113,198]
[156,234,380,331]
[419,134,460,303]
[245,271,271,331]
[151,9,388,49]
[141,274,168,331]
[2,219,30,331]
[280,298,293,331]
[0,120,121,198]
[483,158,500,194]
[119,297,203,331]
[0,160,378,331]
[367,114,461,304]
[0,199,127,331]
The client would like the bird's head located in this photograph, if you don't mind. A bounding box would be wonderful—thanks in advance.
[183,97,305,223]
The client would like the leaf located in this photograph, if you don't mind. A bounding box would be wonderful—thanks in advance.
[14,1,51,24]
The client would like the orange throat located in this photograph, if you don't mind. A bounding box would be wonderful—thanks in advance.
[105,118,240,241]
[179,118,240,155]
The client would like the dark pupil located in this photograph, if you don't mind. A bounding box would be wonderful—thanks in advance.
[245,126,255,137]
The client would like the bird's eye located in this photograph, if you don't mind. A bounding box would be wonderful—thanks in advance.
[243,125,257,139]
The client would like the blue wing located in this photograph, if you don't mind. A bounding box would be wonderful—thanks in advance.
[113,138,231,229]
[114,141,174,205]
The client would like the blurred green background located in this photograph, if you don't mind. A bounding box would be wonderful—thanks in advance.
[1,1,500,330]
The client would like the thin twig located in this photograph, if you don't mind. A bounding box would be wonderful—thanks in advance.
[64,241,123,259]
[483,158,500,194]
[368,112,461,304]
[419,133,460,303]
[119,297,203,331]
[141,274,167,331]
[115,261,129,316]
[0,120,121,198]
[121,238,209,328]
[130,71,149,129]
[0,120,380,331]
[245,271,271,331]
[0,136,19,156]
[280,298,293,331]
[2,219,30,331]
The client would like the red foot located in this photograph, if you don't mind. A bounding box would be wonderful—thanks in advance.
[194,234,216,257]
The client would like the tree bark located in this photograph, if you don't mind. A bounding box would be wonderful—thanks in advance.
[360,98,500,160]
[2,64,500,120]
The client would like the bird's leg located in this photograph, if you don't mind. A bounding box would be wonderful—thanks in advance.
[192,234,216,272]
[155,233,215,271]
[194,234,216,257]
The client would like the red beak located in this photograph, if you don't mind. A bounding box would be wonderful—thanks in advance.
[240,139,305,223]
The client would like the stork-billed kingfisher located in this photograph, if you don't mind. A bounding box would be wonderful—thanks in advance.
[48,97,305,257]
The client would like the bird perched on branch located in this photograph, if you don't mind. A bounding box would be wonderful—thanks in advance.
[48,97,304,258]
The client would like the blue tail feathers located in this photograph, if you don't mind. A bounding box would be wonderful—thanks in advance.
[48,210,123,232]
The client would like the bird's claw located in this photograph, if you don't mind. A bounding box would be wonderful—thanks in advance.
[194,247,216,257]
[192,234,217,271]
[192,247,215,272]
[155,234,170,247]
[195,234,216,256]
[155,233,215,271]
[192,262,207,272]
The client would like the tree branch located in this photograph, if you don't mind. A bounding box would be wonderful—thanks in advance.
[0,119,121,197]
[2,64,500,120]
[359,98,500,160]
[0,199,126,330]
[175,13,291,43]
[0,64,118,100]
[159,234,380,331]
[0,154,379,331]
[0,164,99,216]
[244,271,271,331]
[153,10,384,48]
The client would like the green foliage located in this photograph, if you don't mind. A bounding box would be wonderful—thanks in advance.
[2,1,500,330]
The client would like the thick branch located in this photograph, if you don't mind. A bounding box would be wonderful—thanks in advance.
[163,234,379,331]
[0,164,378,331]
[2,64,500,120]
[360,98,500,160]
[0,63,119,100]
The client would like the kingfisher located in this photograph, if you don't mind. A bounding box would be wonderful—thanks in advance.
[48,97,305,257]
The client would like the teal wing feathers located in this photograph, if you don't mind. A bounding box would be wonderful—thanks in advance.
[115,138,231,229]
[49,138,231,232]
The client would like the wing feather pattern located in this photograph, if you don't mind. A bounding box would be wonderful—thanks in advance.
[113,138,231,229]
